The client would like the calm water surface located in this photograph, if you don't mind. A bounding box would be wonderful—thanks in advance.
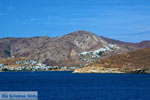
[0,71,150,100]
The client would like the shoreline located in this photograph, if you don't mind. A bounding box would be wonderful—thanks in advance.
[0,70,150,74]
[73,67,150,74]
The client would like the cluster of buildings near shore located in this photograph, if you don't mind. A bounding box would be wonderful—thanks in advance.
[0,60,82,71]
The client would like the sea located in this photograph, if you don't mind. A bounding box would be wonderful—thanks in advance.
[0,71,150,100]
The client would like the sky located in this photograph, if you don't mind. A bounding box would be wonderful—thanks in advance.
[0,0,150,42]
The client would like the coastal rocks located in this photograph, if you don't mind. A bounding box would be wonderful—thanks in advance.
[73,67,124,73]
[73,67,150,74]
[127,68,150,74]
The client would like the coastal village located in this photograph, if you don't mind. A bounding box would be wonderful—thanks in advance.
[0,44,149,73]
[0,59,82,72]
[0,44,120,72]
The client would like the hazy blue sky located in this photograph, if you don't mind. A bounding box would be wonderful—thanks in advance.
[0,0,150,42]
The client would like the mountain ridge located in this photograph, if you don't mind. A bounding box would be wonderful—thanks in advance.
[0,30,150,66]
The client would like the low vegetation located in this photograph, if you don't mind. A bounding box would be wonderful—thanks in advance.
[74,48,150,73]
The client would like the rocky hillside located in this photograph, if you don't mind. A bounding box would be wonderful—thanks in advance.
[0,57,29,68]
[0,57,29,65]
[102,37,150,50]
[0,31,150,67]
[74,48,150,73]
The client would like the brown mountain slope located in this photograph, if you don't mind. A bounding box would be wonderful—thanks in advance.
[0,57,29,68]
[102,37,150,50]
[0,57,28,65]
[0,31,150,67]
[0,31,109,66]
[61,31,107,51]
[74,48,150,73]
[134,41,150,48]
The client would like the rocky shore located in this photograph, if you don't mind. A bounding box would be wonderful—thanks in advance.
[73,67,150,74]
[73,67,123,73]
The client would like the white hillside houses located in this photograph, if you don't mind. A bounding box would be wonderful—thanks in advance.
[78,44,120,59]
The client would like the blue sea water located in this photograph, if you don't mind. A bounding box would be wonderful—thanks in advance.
[0,71,150,100]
